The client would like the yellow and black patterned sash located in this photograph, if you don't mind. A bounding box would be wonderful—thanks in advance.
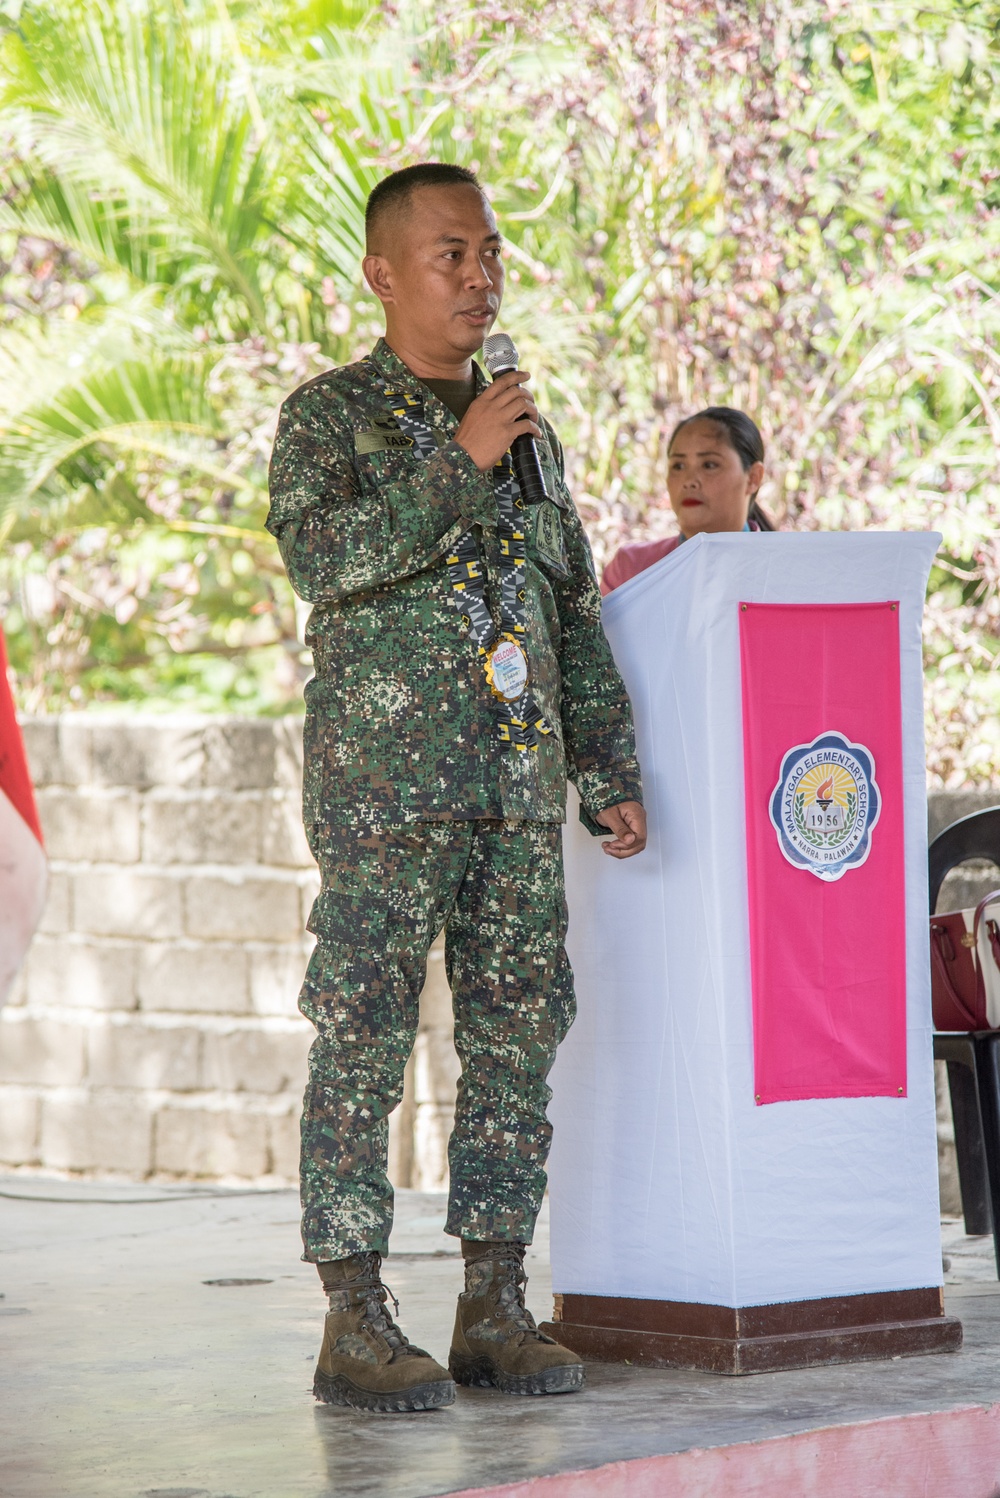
[367,365,553,752]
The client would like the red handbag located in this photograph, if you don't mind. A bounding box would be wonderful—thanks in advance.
[930,889,1000,1031]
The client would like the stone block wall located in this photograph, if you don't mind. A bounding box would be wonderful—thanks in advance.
[0,716,997,1206]
[0,716,455,1189]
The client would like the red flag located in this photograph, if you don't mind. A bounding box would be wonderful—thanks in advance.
[0,626,46,1006]
[740,602,907,1104]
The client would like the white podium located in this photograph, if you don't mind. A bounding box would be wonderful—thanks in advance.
[541,533,961,1373]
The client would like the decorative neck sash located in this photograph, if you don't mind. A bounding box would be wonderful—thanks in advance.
[368,365,552,753]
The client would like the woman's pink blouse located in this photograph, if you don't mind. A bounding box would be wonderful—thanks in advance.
[601,535,683,596]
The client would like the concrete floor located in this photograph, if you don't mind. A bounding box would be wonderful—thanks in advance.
[2,1176,999,1498]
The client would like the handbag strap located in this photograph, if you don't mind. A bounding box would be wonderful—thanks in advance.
[974,889,1000,991]
[988,920,1000,972]
[930,922,983,1030]
[973,888,1000,940]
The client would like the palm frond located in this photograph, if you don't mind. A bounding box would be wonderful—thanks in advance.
[0,343,229,516]
[1,1,274,320]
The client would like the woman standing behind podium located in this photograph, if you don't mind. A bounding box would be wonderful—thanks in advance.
[602,407,774,595]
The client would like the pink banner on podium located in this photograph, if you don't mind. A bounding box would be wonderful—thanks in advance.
[740,602,907,1105]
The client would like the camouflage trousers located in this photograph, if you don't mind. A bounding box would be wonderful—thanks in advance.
[298,819,576,1262]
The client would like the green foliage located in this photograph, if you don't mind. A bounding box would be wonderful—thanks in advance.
[1,0,999,781]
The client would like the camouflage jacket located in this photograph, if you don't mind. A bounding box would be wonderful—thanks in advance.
[266,338,642,830]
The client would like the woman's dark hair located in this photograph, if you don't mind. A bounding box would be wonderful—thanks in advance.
[667,407,775,531]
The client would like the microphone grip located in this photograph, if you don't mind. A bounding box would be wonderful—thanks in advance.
[510,431,549,505]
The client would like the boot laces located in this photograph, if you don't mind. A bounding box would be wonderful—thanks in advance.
[489,1247,539,1339]
[349,1251,418,1360]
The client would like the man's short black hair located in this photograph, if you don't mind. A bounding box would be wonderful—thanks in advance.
[365,163,484,253]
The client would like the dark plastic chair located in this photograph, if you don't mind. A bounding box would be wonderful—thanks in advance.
[929,807,1000,1274]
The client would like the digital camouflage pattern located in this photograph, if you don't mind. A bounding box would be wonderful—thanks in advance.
[267,337,642,1259]
[266,338,643,829]
[298,820,574,1259]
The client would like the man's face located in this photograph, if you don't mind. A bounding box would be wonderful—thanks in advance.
[365,184,505,359]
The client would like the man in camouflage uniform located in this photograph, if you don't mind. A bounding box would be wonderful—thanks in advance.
[267,162,646,1414]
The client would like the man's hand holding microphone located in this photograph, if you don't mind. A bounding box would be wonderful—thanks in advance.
[455,333,550,504]
[455,369,541,473]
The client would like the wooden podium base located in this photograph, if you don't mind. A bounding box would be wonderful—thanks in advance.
[539,1287,962,1376]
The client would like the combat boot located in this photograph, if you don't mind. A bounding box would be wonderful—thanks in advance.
[313,1252,455,1413]
[449,1242,584,1396]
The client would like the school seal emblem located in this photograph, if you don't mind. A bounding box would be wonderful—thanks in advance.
[769,731,881,882]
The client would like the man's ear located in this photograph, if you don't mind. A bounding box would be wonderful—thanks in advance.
[363,253,394,306]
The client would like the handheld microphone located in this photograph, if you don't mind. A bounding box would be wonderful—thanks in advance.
[482,332,550,505]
